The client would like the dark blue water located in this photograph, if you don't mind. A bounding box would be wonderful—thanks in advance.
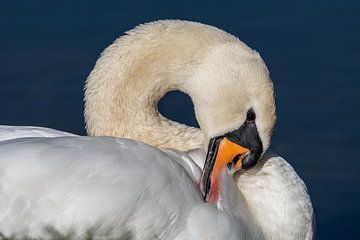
[0,1,359,238]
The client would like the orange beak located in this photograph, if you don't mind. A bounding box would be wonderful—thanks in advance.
[200,137,250,203]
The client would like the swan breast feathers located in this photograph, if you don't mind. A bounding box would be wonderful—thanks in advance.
[235,152,315,239]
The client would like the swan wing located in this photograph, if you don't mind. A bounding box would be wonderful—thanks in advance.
[0,136,205,239]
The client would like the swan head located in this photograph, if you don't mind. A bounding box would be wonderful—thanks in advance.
[186,41,276,147]
[179,38,276,203]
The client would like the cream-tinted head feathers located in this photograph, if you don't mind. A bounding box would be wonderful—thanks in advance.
[184,41,276,150]
[85,20,276,151]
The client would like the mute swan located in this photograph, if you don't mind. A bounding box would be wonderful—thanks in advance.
[0,20,314,239]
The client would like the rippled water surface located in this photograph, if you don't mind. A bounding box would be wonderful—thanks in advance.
[0,1,359,238]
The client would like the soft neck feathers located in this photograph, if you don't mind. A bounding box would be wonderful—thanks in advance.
[84,20,275,151]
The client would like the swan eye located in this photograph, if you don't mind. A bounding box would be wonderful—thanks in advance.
[246,109,256,122]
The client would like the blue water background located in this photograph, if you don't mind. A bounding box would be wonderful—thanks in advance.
[0,1,359,238]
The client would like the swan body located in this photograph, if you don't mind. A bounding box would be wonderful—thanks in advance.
[0,136,208,239]
[0,20,314,239]
[0,129,312,239]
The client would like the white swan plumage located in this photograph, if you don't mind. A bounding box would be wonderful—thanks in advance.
[0,20,314,239]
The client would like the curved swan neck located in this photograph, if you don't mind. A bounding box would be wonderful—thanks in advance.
[85,21,206,150]
[85,20,275,151]
[84,20,242,150]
